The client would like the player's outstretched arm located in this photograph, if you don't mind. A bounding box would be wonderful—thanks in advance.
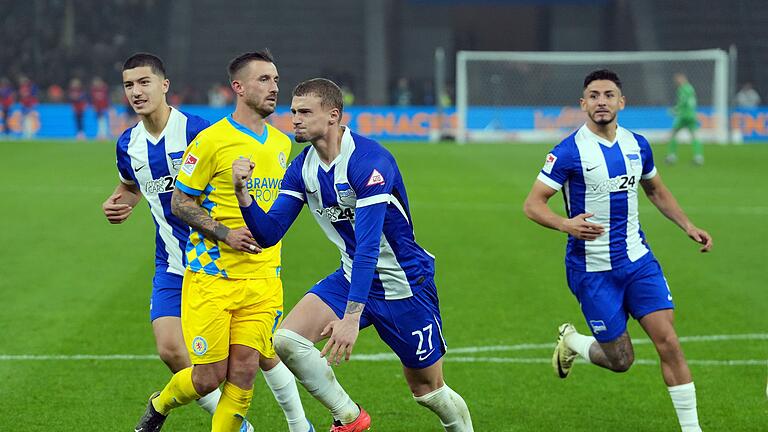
[523,180,605,240]
[170,187,262,254]
[102,182,141,224]
[640,175,712,252]
[233,157,303,247]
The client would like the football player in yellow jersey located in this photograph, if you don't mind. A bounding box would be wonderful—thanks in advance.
[135,51,313,432]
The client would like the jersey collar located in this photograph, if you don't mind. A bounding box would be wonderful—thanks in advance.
[226,114,269,144]
[580,123,623,148]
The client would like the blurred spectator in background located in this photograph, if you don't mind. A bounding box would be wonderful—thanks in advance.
[0,77,15,135]
[207,83,228,107]
[68,78,88,140]
[18,75,39,139]
[47,83,65,102]
[393,77,412,106]
[735,82,761,108]
[91,76,111,139]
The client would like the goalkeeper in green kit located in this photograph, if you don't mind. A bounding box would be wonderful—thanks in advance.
[666,73,704,166]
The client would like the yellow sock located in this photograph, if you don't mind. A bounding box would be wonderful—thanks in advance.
[212,381,253,432]
[152,367,201,415]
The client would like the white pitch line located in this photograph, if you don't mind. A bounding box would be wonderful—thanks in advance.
[2,333,766,366]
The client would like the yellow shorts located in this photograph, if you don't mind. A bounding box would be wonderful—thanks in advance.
[181,269,284,364]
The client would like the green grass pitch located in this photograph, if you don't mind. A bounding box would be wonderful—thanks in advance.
[0,139,766,430]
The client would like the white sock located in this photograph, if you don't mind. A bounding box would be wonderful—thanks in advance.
[262,361,311,432]
[565,331,596,364]
[668,382,701,432]
[414,385,473,432]
[196,388,222,415]
[274,329,360,424]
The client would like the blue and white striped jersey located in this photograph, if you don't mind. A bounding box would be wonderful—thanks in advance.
[242,127,435,303]
[115,107,210,277]
[537,124,657,272]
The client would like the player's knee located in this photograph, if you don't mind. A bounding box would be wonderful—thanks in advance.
[610,353,634,373]
[273,329,312,361]
[654,333,681,356]
[192,365,226,395]
[228,357,259,386]
[157,345,190,372]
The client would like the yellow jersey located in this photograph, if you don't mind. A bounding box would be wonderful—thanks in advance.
[176,115,291,279]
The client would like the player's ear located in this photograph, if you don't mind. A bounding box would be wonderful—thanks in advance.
[579,97,587,112]
[619,95,626,110]
[231,80,243,97]
[329,108,340,125]
[162,79,170,95]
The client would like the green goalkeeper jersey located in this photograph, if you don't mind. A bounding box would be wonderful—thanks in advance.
[675,82,697,119]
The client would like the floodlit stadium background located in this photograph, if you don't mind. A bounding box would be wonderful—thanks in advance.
[1,1,766,430]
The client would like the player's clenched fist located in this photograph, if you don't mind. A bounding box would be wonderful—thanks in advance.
[232,157,255,191]
[102,193,133,224]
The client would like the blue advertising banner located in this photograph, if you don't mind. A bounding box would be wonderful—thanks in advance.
[2,104,767,142]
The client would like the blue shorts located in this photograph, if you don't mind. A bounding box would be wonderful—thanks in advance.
[309,269,447,369]
[150,271,183,321]
[566,253,674,343]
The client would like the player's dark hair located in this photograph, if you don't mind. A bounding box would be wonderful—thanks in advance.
[293,78,344,118]
[583,69,622,90]
[123,53,166,78]
[228,50,275,81]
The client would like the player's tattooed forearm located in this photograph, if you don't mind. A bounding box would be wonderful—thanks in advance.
[345,301,365,315]
[171,191,230,242]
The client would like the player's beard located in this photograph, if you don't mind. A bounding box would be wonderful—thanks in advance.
[590,110,615,125]
[245,97,275,118]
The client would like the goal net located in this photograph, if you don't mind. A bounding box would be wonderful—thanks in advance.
[455,50,729,143]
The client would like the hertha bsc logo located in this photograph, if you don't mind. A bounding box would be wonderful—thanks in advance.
[192,336,208,356]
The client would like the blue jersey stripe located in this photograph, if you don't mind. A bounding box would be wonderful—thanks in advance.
[147,137,171,178]
[158,191,189,268]
[116,128,136,183]
[565,145,586,269]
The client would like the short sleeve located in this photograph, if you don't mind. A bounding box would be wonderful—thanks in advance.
[184,113,211,145]
[536,142,575,191]
[636,133,657,179]
[278,148,308,202]
[115,129,135,184]
[175,135,217,196]
[348,151,396,208]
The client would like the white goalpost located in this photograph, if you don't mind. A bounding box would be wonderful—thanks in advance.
[455,50,729,144]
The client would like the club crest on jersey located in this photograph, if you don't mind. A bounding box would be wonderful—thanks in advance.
[191,336,208,356]
[543,153,557,174]
[335,183,356,207]
[168,151,185,171]
[181,153,199,175]
[366,169,385,186]
[626,153,641,167]
[278,151,287,169]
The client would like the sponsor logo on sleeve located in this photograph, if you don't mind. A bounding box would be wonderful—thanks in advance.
[366,169,385,186]
[542,153,557,174]
[181,153,199,175]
